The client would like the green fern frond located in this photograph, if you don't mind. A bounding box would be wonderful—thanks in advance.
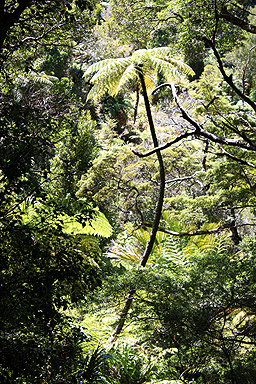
[30,71,58,85]
[89,58,131,84]
[148,47,174,57]
[62,210,113,238]
[33,56,47,71]
[115,64,137,94]
[184,228,231,257]
[86,58,132,100]
[160,236,187,268]
[83,58,121,76]
[106,242,141,264]
[151,57,194,79]
[84,47,194,101]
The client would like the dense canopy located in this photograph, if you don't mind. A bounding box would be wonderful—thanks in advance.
[1,0,256,383]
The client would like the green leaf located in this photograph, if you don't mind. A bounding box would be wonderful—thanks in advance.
[62,210,113,238]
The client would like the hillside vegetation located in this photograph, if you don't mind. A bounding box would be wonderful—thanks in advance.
[1,1,256,383]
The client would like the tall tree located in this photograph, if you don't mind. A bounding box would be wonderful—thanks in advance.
[84,47,194,341]
[0,0,95,54]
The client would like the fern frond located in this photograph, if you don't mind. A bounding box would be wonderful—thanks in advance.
[89,58,131,84]
[30,71,58,85]
[84,46,194,101]
[62,211,113,238]
[163,58,195,77]
[184,228,231,258]
[106,242,141,264]
[115,64,137,94]
[86,82,108,100]
[83,58,119,76]
[151,57,194,80]
[86,58,132,100]
[148,47,174,58]
[161,236,187,268]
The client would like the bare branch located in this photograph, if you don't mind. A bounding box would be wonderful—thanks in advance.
[166,171,202,185]
[21,21,66,44]
[143,222,255,237]
[132,130,196,158]
[204,38,256,113]
[215,144,256,168]
[220,6,256,34]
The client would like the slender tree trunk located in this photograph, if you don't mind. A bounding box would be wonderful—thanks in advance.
[107,288,136,345]
[108,72,165,345]
[133,84,139,123]
[138,72,165,266]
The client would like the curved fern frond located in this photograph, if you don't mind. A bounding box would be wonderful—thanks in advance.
[106,242,141,265]
[84,46,194,100]
[115,64,137,94]
[86,58,132,100]
[148,47,175,57]
[158,236,188,270]
[30,71,58,85]
[89,58,131,84]
[151,57,194,79]
[83,58,122,76]
[62,210,113,238]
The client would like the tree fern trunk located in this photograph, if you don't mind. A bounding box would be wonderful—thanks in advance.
[138,72,165,267]
[108,72,165,344]
[133,84,140,123]
[107,288,136,345]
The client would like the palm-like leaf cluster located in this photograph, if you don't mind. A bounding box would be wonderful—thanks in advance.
[84,47,194,100]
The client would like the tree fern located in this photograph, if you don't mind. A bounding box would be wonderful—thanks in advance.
[21,200,113,238]
[85,48,194,342]
[84,47,194,100]
[61,210,113,238]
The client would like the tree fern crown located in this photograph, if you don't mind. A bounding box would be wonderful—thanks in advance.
[84,47,195,101]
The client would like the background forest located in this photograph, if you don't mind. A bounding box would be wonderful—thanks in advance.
[1,0,256,383]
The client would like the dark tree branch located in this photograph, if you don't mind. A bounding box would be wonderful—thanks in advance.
[134,83,140,123]
[143,222,255,237]
[220,6,256,34]
[204,38,256,113]
[132,130,196,158]
[215,144,256,168]
[133,82,256,159]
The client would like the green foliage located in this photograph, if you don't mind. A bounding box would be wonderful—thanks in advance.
[79,346,113,383]
[117,233,256,383]
[49,110,98,198]
[99,94,133,133]
[109,344,155,384]
[84,47,194,100]
[62,209,113,238]
[0,17,106,381]
[0,216,101,382]
[2,0,256,382]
